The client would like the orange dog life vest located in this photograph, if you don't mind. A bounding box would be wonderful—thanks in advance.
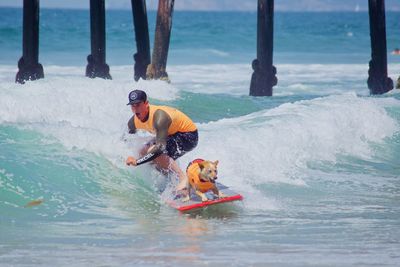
[186,159,215,193]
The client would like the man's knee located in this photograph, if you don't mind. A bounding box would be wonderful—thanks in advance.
[153,154,171,168]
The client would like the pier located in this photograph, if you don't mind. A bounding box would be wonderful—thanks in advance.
[15,0,396,96]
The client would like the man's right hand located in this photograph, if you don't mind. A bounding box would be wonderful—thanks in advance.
[126,156,137,166]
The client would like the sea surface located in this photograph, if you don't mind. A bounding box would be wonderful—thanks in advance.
[1,8,400,267]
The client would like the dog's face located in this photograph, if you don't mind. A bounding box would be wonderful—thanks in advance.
[198,160,219,183]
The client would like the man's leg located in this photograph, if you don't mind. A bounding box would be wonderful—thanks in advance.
[142,144,187,191]
[152,154,187,191]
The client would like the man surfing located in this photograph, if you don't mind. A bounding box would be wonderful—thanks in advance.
[125,89,198,193]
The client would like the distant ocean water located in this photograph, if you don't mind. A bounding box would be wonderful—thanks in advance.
[1,8,400,267]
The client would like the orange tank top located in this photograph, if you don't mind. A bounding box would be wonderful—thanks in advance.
[134,104,197,135]
[187,159,214,193]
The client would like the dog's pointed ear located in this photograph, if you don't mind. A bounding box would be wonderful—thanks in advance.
[214,160,219,166]
[198,162,205,170]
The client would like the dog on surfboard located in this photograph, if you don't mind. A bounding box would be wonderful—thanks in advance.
[182,159,226,202]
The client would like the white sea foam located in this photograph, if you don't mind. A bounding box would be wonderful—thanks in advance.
[205,49,230,57]
[191,92,398,187]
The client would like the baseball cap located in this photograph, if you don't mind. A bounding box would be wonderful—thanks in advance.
[127,90,147,105]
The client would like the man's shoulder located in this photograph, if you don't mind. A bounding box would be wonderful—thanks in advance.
[153,108,172,128]
[153,108,170,118]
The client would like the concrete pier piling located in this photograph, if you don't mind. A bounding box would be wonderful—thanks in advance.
[86,0,112,79]
[131,0,151,81]
[16,0,44,84]
[367,0,393,94]
[146,0,175,81]
[250,0,277,96]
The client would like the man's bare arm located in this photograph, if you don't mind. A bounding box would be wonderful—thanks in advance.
[135,110,172,165]
[127,116,137,134]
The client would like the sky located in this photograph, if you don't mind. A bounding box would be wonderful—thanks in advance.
[0,0,399,12]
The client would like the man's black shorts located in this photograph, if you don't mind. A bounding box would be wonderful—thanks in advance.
[166,130,198,160]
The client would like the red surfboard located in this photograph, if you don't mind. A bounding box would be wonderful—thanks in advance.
[167,182,243,212]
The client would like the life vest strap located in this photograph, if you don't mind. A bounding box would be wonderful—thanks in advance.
[186,158,204,171]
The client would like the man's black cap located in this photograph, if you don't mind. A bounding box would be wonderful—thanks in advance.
[127,90,147,105]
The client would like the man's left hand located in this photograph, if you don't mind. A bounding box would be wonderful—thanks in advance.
[126,156,137,166]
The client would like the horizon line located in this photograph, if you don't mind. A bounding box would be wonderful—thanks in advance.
[1,6,399,12]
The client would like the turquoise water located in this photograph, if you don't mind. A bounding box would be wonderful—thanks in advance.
[1,9,400,65]
[1,8,400,266]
